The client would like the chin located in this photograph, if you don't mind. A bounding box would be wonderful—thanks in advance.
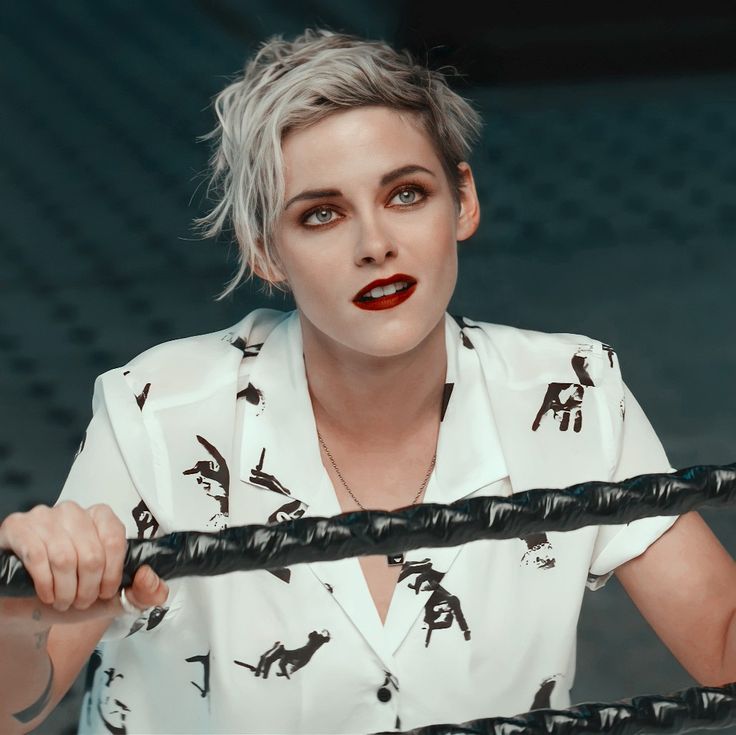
[299,297,447,357]
[346,316,444,359]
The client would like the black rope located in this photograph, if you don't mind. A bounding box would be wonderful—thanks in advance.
[2,463,736,734]
[0,462,734,594]
[388,681,736,734]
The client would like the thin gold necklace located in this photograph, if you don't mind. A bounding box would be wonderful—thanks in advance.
[316,429,436,566]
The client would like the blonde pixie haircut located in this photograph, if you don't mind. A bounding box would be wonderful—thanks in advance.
[194,28,483,300]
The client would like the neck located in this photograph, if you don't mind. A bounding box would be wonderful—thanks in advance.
[301,313,447,452]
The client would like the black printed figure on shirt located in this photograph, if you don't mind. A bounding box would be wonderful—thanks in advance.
[249,448,293,497]
[532,383,585,433]
[98,668,129,735]
[237,383,264,415]
[399,559,471,647]
[82,649,103,727]
[268,568,292,584]
[519,533,556,569]
[268,497,307,524]
[122,370,150,410]
[134,383,151,410]
[381,671,399,691]
[126,605,169,637]
[182,435,230,530]
[440,382,454,422]
[530,674,563,710]
[250,449,307,521]
[131,500,159,539]
[451,314,482,349]
[231,336,264,359]
[602,343,616,368]
[571,351,595,387]
[250,448,304,583]
[185,652,211,698]
[233,630,331,680]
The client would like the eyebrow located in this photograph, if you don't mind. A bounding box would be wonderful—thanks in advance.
[284,164,436,210]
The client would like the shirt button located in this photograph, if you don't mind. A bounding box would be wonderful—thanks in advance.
[376,687,392,703]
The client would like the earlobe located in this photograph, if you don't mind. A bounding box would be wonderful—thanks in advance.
[455,162,481,242]
[252,241,288,284]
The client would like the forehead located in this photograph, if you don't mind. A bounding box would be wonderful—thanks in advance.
[281,106,441,189]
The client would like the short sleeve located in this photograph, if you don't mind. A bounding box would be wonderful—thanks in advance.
[54,375,179,639]
[55,376,148,538]
[586,382,679,591]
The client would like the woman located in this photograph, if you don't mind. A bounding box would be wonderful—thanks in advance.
[1,28,734,735]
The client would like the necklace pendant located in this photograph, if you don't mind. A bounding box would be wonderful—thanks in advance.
[387,553,404,566]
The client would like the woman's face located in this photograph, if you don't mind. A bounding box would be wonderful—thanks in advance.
[269,105,480,359]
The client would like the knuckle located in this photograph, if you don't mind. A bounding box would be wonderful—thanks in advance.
[104,531,127,557]
[28,504,52,519]
[19,539,46,567]
[48,546,77,572]
[77,548,105,574]
[88,503,116,522]
[1,512,23,534]
[56,499,82,514]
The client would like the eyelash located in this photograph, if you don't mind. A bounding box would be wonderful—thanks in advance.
[300,182,430,228]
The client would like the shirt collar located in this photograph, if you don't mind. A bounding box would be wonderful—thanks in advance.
[238,310,507,514]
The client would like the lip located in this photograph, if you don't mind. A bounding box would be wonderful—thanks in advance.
[353,273,417,302]
[353,282,417,311]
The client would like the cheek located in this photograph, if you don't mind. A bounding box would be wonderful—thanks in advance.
[281,248,341,307]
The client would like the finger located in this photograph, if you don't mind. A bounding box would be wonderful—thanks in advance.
[72,534,106,610]
[41,529,79,612]
[125,565,169,609]
[88,504,127,600]
[1,514,55,605]
[55,501,107,610]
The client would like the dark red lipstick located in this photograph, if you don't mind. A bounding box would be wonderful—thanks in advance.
[353,273,417,311]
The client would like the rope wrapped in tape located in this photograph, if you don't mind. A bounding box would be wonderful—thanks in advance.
[386,681,736,734]
[1,463,734,595]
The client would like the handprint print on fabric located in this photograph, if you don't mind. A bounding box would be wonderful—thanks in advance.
[182,435,230,529]
[519,533,556,569]
[531,383,585,433]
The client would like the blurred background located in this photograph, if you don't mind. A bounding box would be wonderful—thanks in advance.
[1,1,735,732]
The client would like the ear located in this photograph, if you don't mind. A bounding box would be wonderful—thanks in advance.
[252,240,288,285]
[455,162,481,242]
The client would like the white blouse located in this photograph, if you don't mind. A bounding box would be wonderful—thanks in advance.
[56,308,678,734]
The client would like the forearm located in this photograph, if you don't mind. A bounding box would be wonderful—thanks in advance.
[0,594,130,733]
[718,607,736,686]
[0,600,55,734]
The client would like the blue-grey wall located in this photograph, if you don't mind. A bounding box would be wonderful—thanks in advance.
[1,3,733,733]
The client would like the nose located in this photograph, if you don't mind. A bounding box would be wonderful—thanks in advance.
[353,212,397,266]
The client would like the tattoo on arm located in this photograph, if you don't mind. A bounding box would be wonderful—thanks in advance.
[34,629,50,650]
[12,660,54,724]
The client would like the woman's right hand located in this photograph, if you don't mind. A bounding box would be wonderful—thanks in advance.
[0,501,168,622]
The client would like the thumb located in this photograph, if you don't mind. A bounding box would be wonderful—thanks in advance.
[124,565,169,610]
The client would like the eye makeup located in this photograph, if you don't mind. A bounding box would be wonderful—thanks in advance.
[298,181,432,229]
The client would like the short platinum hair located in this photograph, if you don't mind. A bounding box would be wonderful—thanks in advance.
[193,28,483,300]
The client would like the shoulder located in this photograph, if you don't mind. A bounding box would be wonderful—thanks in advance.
[449,313,621,388]
[95,308,290,406]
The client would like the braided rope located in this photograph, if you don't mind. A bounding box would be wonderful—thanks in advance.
[2,463,735,733]
[0,463,734,592]
[390,681,736,734]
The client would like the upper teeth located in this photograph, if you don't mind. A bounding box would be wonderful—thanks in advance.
[365,281,410,299]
